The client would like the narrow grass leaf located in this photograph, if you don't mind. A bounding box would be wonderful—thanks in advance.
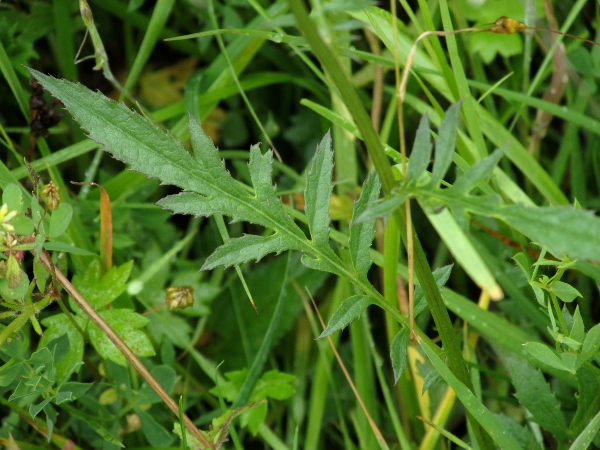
[430,102,461,189]
[424,207,502,300]
[349,172,381,280]
[390,327,410,384]
[420,341,523,450]
[500,352,568,439]
[122,0,176,94]
[567,409,600,450]
[304,132,334,248]
[318,295,374,338]
[407,113,431,185]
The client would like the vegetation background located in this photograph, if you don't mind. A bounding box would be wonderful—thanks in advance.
[1,0,600,449]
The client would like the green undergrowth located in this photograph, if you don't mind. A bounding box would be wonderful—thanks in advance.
[1,0,600,449]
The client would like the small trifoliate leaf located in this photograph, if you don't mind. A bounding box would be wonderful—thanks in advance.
[318,295,374,338]
[350,172,381,280]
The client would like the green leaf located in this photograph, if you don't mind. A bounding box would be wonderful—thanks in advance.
[156,124,307,266]
[71,260,133,310]
[48,202,73,238]
[0,361,26,387]
[11,214,34,235]
[569,366,600,438]
[42,241,96,255]
[500,352,568,439]
[2,183,25,213]
[55,381,92,404]
[28,69,206,195]
[0,266,29,301]
[6,253,23,289]
[136,407,175,447]
[138,365,178,404]
[353,192,408,224]
[570,306,585,343]
[498,205,600,261]
[202,234,290,270]
[252,370,296,401]
[44,333,71,365]
[87,309,155,366]
[304,131,334,248]
[412,182,600,262]
[430,101,461,189]
[451,148,504,196]
[494,413,542,450]
[28,70,355,282]
[29,397,52,418]
[39,315,84,382]
[512,252,532,279]
[349,172,381,280]
[244,402,267,435]
[577,323,600,368]
[390,327,410,384]
[549,280,582,303]
[407,112,431,185]
[523,342,574,373]
[318,295,374,338]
